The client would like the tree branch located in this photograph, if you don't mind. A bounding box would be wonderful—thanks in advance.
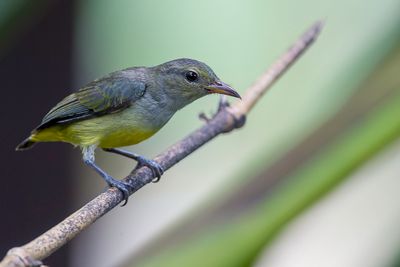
[0,21,323,267]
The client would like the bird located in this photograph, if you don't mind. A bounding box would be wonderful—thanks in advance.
[16,58,241,204]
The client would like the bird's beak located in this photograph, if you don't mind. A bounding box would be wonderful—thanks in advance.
[205,81,241,99]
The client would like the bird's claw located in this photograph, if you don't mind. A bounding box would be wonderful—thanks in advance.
[135,157,164,182]
[107,177,132,206]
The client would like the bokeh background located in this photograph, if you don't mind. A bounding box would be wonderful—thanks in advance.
[1,0,400,267]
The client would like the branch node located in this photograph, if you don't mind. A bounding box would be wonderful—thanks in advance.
[198,112,210,123]
[233,113,246,129]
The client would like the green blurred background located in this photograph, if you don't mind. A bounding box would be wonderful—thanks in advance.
[1,1,400,267]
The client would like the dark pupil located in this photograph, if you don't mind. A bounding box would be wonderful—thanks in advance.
[186,71,198,82]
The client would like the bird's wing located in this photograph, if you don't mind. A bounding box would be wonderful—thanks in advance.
[37,75,146,130]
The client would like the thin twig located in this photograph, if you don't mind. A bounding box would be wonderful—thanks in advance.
[0,21,323,267]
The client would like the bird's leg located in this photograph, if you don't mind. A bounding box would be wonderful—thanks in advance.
[82,145,132,205]
[102,148,164,182]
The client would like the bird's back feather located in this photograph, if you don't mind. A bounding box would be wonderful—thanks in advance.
[37,72,146,130]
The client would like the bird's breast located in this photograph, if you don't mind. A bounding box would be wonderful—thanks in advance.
[36,94,177,148]
[98,103,173,147]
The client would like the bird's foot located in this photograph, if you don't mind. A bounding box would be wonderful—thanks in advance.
[105,176,132,206]
[199,95,230,123]
[135,156,164,182]
[102,148,164,183]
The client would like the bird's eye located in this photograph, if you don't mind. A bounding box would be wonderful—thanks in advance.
[185,71,199,82]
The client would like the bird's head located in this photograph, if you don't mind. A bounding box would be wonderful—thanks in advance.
[151,58,240,108]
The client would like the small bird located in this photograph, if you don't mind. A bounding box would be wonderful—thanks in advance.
[16,58,240,203]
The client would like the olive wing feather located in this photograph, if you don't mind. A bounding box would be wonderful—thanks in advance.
[36,76,146,130]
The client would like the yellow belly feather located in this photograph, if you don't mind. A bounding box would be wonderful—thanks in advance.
[31,112,158,148]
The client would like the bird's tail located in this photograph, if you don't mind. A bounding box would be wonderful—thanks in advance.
[16,137,36,151]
